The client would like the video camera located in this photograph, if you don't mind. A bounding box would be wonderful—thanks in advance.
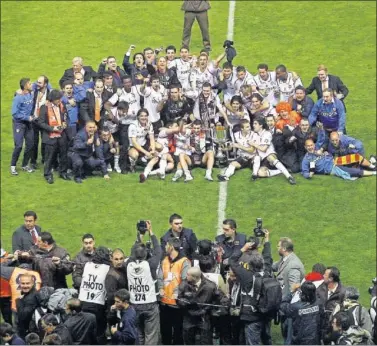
[253,217,266,238]
[368,277,377,295]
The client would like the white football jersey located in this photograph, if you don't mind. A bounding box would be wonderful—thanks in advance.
[143,85,166,123]
[253,71,278,105]
[276,72,303,102]
[108,86,141,122]
[234,130,256,159]
[226,108,250,126]
[170,58,192,90]
[234,71,255,94]
[190,67,216,92]
[128,121,154,147]
[250,129,276,159]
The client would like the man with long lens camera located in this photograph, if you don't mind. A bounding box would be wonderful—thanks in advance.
[125,220,162,345]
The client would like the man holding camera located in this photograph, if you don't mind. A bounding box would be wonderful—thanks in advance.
[125,220,162,345]
[215,219,246,278]
[160,213,198,260]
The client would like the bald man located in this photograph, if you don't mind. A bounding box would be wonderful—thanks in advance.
[301,139,376,180]
[178,266,228,345]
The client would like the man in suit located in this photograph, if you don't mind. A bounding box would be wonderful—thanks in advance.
[12,211,41,253]
[306,64,349,111]
[272,237,305,344]
[69,121,110,183]
[59,57,97,89]
[36,89,70,184]
[79,79,106,130]
[181,0,211,52]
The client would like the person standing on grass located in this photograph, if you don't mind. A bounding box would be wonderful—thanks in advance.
[36,89,70,184]
[12,211,41,253]
[10,78,35,176]
[181,0,211,53]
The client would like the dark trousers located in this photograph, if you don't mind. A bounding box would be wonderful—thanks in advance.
[160,304,183,345]
[11,120,34,166]
[118,124,130,171]
[44,137,68,178]
[183,324,212,345]
[65,125,77,142]
[70,153,104,178]
[244,319,271,345]
[82,302,107,345]
[0,297,12,324]
[152,119,163,135]
[218,315,245,345]
[30,122,45,165]
[182,11,211,49]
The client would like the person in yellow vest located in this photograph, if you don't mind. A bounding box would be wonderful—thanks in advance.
[158,237,191,345]
[36,89,69,184]
[0,247,13,325]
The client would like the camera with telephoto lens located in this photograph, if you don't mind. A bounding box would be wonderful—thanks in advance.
[137,220,148,235]
[253,218,265,237]
[368,277,377,295]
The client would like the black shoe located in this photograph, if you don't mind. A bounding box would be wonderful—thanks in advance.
[121,170,129,174]
[251,175,258,181]
[60,173,71,180]
[46,176,54,184]
[288,176,296,185]
[81,174,87,180]
[74,177,83,184]
[30,163,38,170]
[139,173,146,183]
[217,174,229,182]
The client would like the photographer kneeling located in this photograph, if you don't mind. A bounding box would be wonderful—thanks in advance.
[125,220,162,345]
[229,232,280,345]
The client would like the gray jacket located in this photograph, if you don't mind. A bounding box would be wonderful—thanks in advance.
[272,252,305,298]
[181,0,210,12]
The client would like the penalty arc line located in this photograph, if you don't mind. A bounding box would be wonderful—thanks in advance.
[217,0,236,236]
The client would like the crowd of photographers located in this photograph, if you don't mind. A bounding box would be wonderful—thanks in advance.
[0,211,376,345]
[9,40,377,184]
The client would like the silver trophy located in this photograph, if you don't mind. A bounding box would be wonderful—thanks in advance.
[212,126,229,166]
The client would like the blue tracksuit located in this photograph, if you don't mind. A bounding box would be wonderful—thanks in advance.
[301,152,334,178]
[112,306,139,345]
[308,98,346,132]
[327,134,364,157]
[11,92,34,166]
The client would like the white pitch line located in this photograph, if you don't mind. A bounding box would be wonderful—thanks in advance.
[217,0,236,235]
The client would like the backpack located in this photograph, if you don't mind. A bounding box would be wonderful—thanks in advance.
[253,273,282,316]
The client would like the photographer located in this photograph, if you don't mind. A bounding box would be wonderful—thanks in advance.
[215,219,246,278]
[239,222,273,276]
[177,267,228,345]
[125,220,162,345]
[229,245,277,345]
[160,213,198,261]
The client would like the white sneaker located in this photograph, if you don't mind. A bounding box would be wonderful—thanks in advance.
[157,169,166,180]
[107,163,113,172]
[184,174,194,182]
[205,173,213,181]
[22,166,35,173]
[172,172,183,182]
[114,164,121,173]
[10,166,18,176]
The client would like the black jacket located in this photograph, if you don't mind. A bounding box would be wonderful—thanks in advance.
[12,225,42,252]
[36,104,69,145]
[122,54,149,86]
[105,266,128,308]
[72,249,95,289]
[305,74,349,111]
[280,293,324,345]
[49,324,73,345]
[177,275,228,328]
[64,311,97,345]
[291,126,318,163]
[79,91,106,128]
[15,287,39,338]
[160,228,197,260]
[29,244,73,289]
[97,64,127,88]
[59,66,97,89]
